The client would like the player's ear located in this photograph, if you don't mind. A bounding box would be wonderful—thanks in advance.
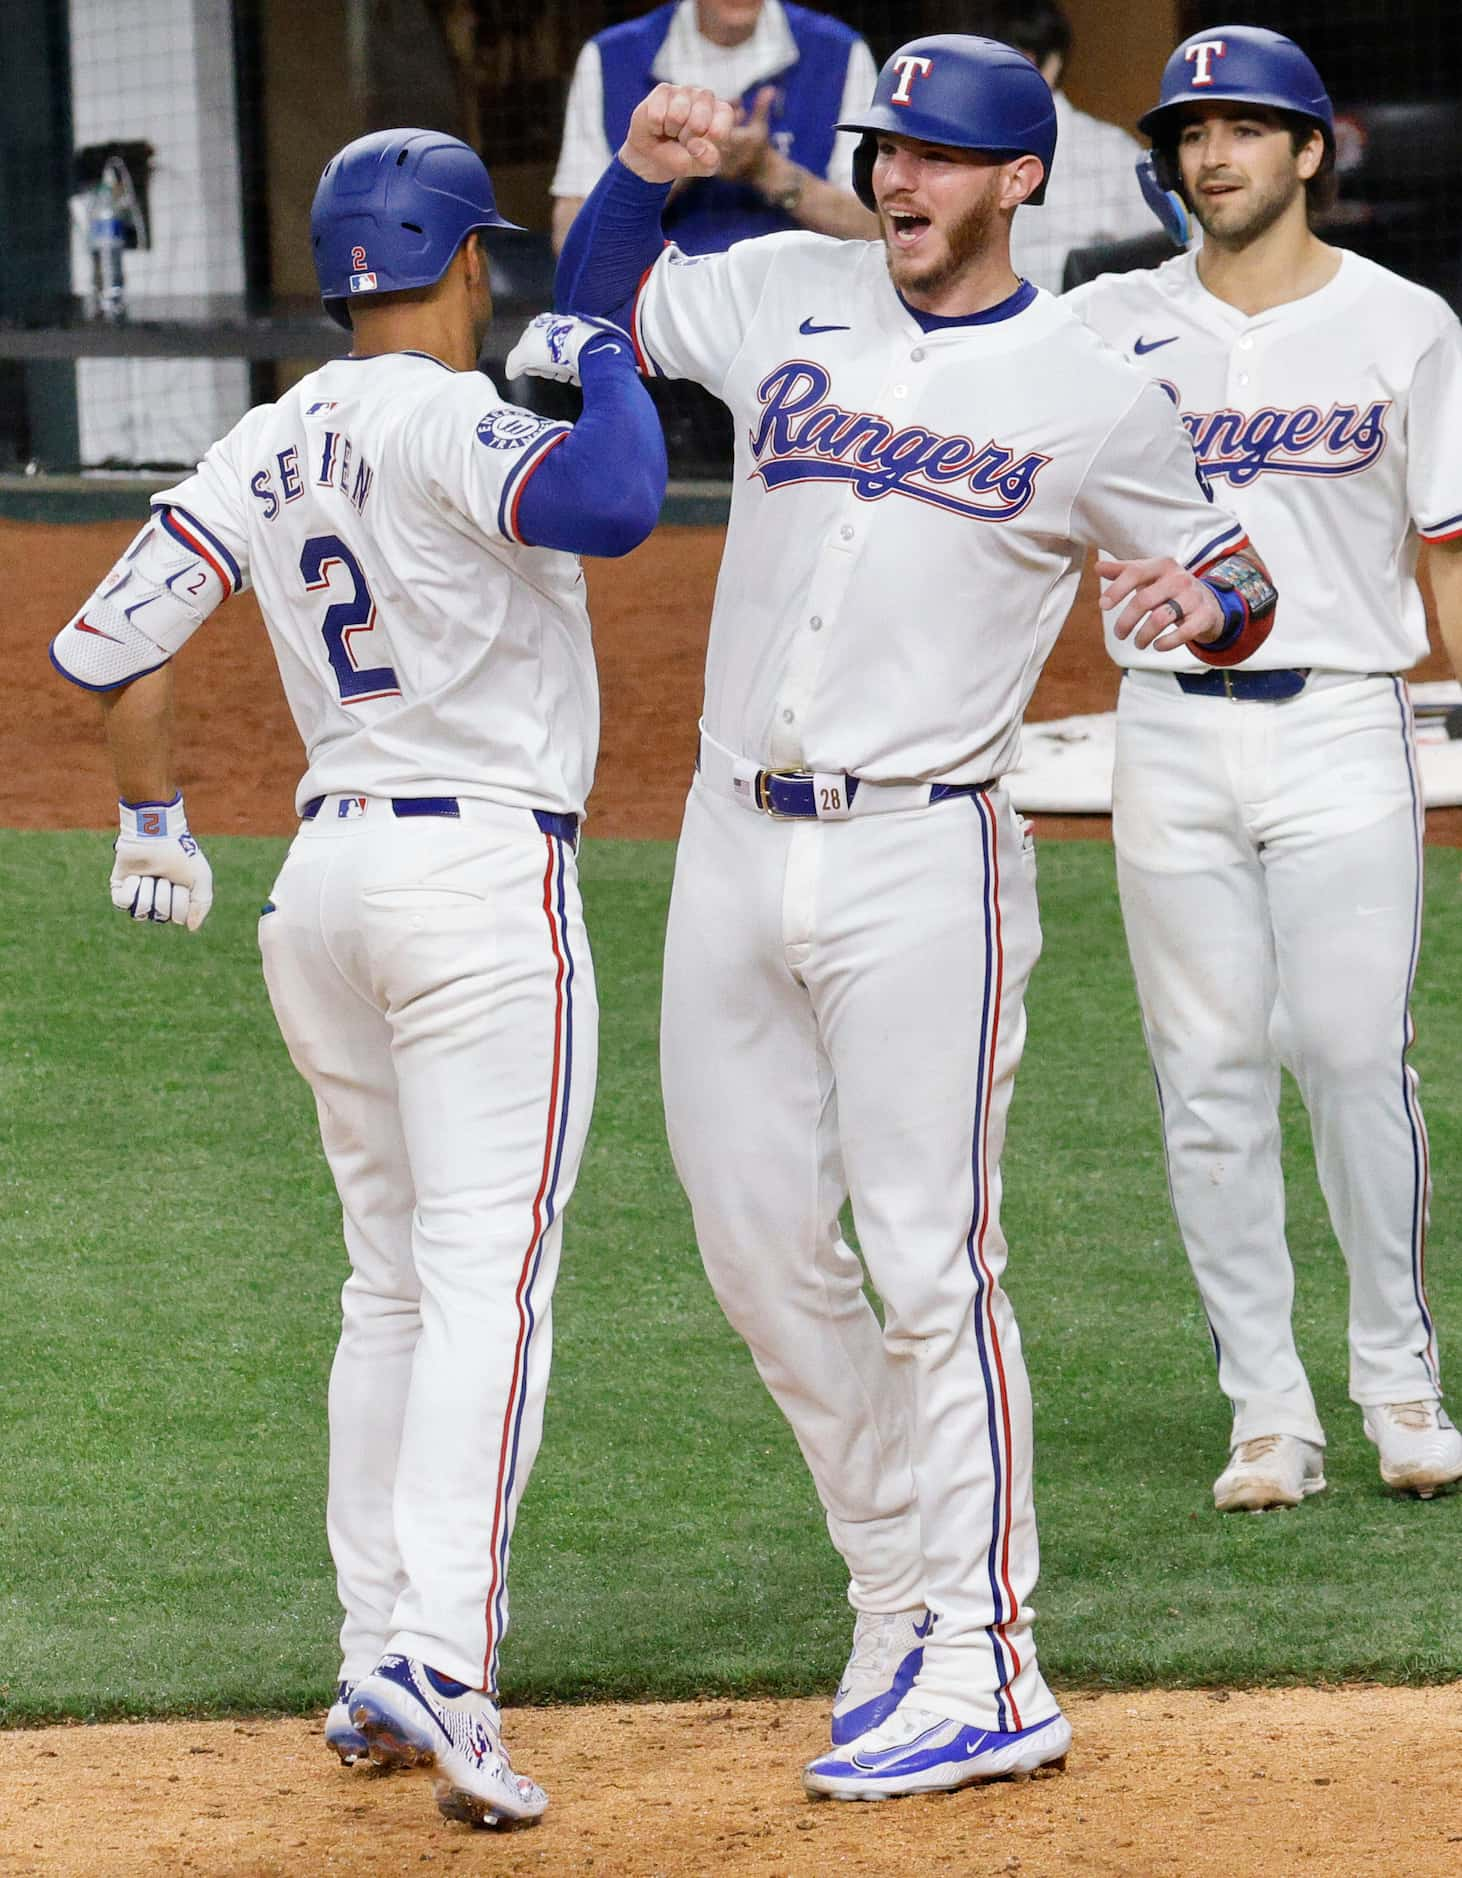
[1295,126,1325,183]
[1001,153,1044,212]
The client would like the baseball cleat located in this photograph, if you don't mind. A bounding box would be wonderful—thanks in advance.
[831,1606,933,1746]
[349,1654,547,1827]
[1363,1401,1462,1498]
[805,1705,1071,1800]
[1213,1434,1326,1513]
[325,1680,370,1765]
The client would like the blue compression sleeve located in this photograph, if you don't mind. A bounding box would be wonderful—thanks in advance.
[556,158,672,326]
[514,342,667,558]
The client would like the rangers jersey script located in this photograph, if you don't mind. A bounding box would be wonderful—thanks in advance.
[630,231,1250,783]
[1067,249,1462,672]
[146,353,597,817]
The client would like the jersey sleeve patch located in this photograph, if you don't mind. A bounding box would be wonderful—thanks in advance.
[476,408,558,452]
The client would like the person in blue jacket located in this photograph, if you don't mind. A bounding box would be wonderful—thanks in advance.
[550,0,878,253]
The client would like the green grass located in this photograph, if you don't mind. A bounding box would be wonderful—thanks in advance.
[1,828,1460,1724]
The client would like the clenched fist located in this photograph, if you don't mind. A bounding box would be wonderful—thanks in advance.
[620,84,737,186]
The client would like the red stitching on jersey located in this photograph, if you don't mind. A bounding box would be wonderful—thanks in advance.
[481,835,569,1689]
[162,510,232,593]
[970,789,1023,1729]
[507,429,570,543]
[631,260,659,376]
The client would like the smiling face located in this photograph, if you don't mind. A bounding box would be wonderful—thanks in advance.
[1174,102,1324,248]
[871,134,1038,308]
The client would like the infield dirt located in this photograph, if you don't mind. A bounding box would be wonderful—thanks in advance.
[8,518,1462,845]
[7,517,1461,1874]
[2,1688,1461,1876]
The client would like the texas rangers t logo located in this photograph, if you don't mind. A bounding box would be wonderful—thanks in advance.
[890,55,934,105]
[1185,39,1227,86]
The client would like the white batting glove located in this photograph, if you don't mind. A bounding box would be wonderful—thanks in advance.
[505,313,636,387]
[110,793,214,932]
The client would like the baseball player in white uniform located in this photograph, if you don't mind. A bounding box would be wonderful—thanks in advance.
[50,129,666,1829]
[558,37,1277,1798]
[1066,26,1462,1512]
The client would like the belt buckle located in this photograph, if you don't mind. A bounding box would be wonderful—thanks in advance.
[1222,669,1237,701]
[754,768,799,818]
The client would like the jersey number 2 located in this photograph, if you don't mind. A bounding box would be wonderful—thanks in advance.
[300,534,400,703]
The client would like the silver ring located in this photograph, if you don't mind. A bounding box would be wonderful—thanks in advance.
[1163,597,1185,625]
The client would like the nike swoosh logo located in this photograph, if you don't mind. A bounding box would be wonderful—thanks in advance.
[75,616,123,642]
[1134,334,1179,355]
[913,1611,937,1639]
[799,317,851,335]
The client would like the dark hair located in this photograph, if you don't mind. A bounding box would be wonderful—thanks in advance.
[1286,116,1338,216]
[939,2,1072,67]
[985,1,1072,68]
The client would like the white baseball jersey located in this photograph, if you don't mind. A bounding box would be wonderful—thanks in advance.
[149,352,597,817]
[1009,90,1152,296]
[629,233,1248,783]
[1066,248,1462,672]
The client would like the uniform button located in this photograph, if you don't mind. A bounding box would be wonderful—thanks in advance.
[839,524,854,541]
[911,347,925,361]
[1237,372,1250,386]
[782,708,795,723]
[810,615,823,631]
[1238,336,1254,351]
[892,384,908,398]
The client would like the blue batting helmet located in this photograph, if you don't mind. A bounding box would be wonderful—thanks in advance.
[1138,26,1333,149]
[837,35,1057,209]
[311,128,522,330]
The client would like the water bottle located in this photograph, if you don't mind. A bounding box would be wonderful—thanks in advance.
[89,170,128,322]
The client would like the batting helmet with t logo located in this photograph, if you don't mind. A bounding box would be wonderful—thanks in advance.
[1134,26,1333,241]
[1139,26,1333,161]
[836,35,1058,210]
[311,129,522,330]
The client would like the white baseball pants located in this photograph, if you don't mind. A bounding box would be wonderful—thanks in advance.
[661,774,1059,1734]
[258,796,596,1695]
[1113,672,1438,1448]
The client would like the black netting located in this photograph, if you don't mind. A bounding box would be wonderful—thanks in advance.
[3,1,1454,477]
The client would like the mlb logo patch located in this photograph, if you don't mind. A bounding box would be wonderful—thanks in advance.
[349,272,378,294]
[337,796,369,819]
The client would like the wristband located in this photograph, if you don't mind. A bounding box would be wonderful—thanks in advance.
[119,792,189,839]
[1196,579,1248,652]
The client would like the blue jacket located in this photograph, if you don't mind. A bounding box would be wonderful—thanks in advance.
[596,1,859,252]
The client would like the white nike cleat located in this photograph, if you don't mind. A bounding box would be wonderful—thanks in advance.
[830,1607,933,1746]
[1363,1401,1462,1498]
[349,1654,546,1827]
[1213,1434,1326,1512]
[324,1680,369,1765]
[805,1703,1071,1800]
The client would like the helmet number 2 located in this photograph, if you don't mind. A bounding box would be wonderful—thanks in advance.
[300,534,401,703]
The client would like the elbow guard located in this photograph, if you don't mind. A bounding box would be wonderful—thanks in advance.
[1193,548,1277,667]
[51,506,236,692]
